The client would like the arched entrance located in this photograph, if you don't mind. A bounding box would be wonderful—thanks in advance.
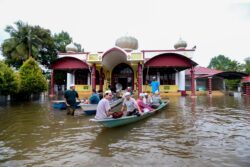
[112,63,134,90]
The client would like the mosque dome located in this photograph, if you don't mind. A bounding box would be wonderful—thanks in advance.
[66,43,77,52]
[115,36,138,50]
[174,38,187,50]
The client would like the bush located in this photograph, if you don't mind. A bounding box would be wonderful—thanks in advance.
[19,57,47,95]
[0,61,19,95]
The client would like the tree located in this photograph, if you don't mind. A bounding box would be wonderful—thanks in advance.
[0,61,19,95]
[1,20,57,69]
[19,57,47,96]
[74,42,84,52]
[53,31,72,53]
[208,55,241,71]
[244,57,250,74]
[208,55,244,91]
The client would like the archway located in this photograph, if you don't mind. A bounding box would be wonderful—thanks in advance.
[112,63,134,90]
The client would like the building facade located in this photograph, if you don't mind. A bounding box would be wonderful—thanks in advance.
[50,36,197,97]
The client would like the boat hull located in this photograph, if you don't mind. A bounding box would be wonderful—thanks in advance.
[52,101,80,110]
[79,98,123,115]
[90,100,169,128]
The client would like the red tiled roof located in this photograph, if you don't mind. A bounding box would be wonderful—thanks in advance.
[241,76,250,83]
[186,66,223,75]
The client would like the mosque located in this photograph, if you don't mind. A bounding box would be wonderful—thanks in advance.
[50,36,248,98]
[50,36,250,97]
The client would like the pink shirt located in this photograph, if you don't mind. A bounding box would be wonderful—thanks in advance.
[137,98,153,112]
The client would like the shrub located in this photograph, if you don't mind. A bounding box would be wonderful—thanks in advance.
[19,57,47,95]
[0,61,19,95]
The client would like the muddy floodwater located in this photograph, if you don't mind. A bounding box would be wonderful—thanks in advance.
[0,96,250,167]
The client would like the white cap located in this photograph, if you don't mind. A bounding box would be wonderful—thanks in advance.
[152,76,156,79]
[70,84,75,87]
[144,93,148,96]
[105,90,112,94]
[139,93,144,97]
[155,90,159,94]
[124,92,131,96]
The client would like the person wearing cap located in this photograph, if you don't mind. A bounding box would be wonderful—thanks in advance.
[143,92,153,106]
[120,92,142,116]
[95,90,114,119]
[149,76,160,94]
[151,90,162,109]
[64,84,80,115]
[126,86,133,95]
[137,93,153,113]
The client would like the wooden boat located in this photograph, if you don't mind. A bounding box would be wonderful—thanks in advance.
[52,100,80,110]
[79,98,123,115]
[90,100,169,128]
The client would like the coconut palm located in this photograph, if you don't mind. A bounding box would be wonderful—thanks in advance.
[1,21,56,69]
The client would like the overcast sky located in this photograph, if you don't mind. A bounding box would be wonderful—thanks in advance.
[0,0,250,67]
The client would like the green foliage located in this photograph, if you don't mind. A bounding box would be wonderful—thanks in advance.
[225,79,240,91]
[74,42,84,52]
[1,20,57,69]
[1,20,84,69]
[53,31,72,53]
[244,57,250,74]
[0,61,20,95]
[208,55,245,91]
[208,55,241,72]
[19,57,47,95]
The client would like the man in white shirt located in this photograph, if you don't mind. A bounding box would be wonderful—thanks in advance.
[95,90,114,119]
[120,92,142,116]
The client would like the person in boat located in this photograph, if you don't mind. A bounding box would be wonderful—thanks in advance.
[108,84,116,94]
[120,92,142,116]
[149,76,160,94]
[115,82,122,98]
[127,86,133,95]
[64,84,81,116]
[95,90,114,119]
[137,93,153,113]
[143,92,152,106]
[89,89,100,104]
[97,90,103,100]
[151,90,162,109]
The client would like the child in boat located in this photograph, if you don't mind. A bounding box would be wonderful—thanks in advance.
[120,92,142,116]
[143,93,152,106]
[137,93,153,113]
[151,90,162,109]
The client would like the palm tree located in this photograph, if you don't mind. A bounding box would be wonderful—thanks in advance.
[1,21,49,68]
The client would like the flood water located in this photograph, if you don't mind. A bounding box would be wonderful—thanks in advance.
[0,95,250,167]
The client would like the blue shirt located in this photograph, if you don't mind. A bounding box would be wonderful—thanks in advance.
[89,93,100,104]
[150,81,160,94]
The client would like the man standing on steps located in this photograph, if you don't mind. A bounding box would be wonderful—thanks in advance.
[149,76,160,94]
[64,84,80,116]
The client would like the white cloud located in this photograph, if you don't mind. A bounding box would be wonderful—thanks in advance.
[0,0,250,66]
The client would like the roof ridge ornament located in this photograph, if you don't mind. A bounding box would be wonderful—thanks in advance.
[115,36,138,50]
[174,38,187,50]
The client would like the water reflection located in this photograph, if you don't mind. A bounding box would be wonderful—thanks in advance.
[0,96,250,167]
[90,125,135,157]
